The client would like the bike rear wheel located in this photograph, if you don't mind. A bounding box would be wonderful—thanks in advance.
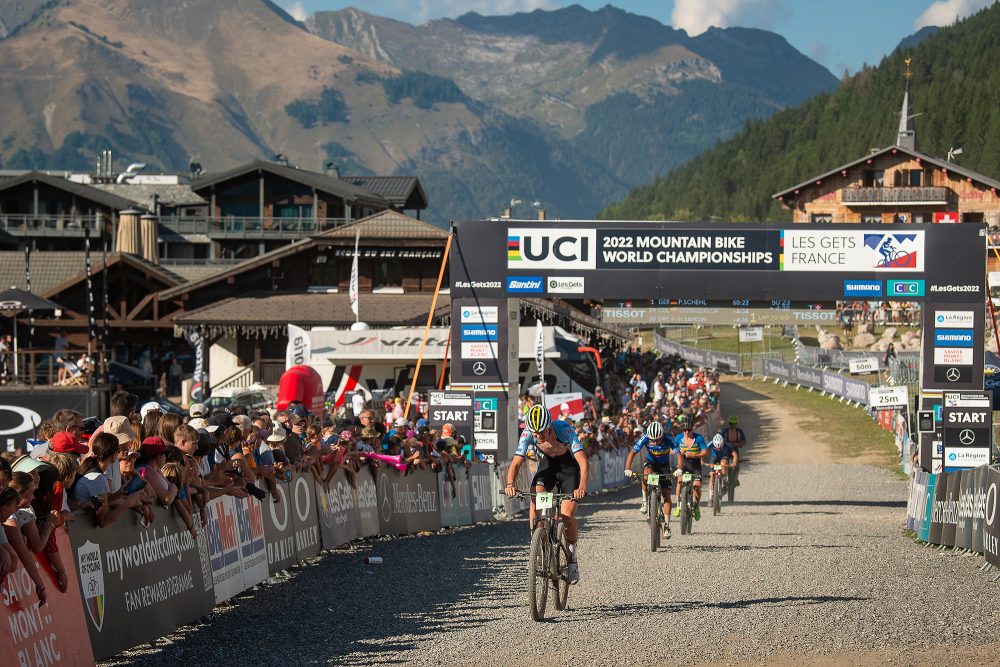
[528,525,549,622]
[679,486,690,535]
[553,523,570,611]
[649,487,660,551]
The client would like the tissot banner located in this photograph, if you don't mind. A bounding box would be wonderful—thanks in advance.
[69,505,215,660]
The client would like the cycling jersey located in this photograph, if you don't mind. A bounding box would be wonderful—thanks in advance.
[709,442,735,463]
[673,432,707,475]
[721,426,746,447]
[515,420,583,458]
[632,434,672,465]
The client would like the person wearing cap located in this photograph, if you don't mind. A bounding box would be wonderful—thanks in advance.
[50,430,88,460]
[188,402,207,419]
[140,401,162,420]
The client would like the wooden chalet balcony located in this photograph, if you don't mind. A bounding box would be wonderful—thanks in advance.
[841,186,949,206]
[0,214,103,237]
[160,216,351,239]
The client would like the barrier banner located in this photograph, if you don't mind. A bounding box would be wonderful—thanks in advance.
[954,469,973,550]
[919,473,937,542]
[1,526,96,667]
[973,466,988,554]
[235,497,267,589]
[438,467,472,527]
[985,466,1000,567]
[496,460,531,516]
[205,495,245,603]
[940,472,960,547]
[905,469,925,531]
[763,359,792,382]
[821,370,846,397]
[842,377,870,403]
[586,454,604,494]
[262,481,297,575]
[355,467,380,538]
[911,472,927,537]
[469,464,495,523]
[928,471,947,545]
[792,364,823,390]
[69,505,215,660]
[710,351,740,373]
[316,469,360,548]
[289,473,321,560]
[376,467,441,535]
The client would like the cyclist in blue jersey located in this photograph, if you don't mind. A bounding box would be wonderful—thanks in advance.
[505,404,589,583]
[624,421,673,540]
[708,433,737,490]
[672,415,708,521]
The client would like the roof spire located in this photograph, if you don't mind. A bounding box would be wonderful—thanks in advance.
[897,57,917,151]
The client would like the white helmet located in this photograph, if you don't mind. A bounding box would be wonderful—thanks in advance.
[645,421,664,440]
[711,433,724,449]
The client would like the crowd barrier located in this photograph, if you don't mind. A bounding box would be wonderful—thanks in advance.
[7,451,640,663]
[654,334,740,374]
[905,465,1000,570]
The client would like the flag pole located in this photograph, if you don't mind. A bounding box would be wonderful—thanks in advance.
[405,235,452,420]
[350,228,360,323]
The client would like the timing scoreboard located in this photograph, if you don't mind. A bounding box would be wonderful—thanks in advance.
[600,300,837,326]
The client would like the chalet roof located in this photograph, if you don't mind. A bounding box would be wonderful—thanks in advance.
[164,263,231,284]
[0,172,139,211]
[313,209,448,242]
[772,145,1000,200]
[91,183,208,209]
[0,252,89,294]
[42,252,184,298]
[341,175,428,210]
[192,161,389,208]
[173,292,450,336]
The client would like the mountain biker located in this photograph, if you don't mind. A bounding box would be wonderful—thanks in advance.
[624,420,672,540]
[878,236,896,266]
[505,404,588,584]
[720,416,747,487]
[708,433,737,489]
[672,415,708,521]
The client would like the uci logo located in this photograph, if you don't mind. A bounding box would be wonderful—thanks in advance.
[507,228,597,270]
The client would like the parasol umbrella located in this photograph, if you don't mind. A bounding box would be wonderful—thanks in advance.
[0,287,61,381]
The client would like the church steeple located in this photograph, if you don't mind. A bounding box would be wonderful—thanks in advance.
[897,57,917,151]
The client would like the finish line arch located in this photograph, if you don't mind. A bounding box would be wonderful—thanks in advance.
[447,220,986,466]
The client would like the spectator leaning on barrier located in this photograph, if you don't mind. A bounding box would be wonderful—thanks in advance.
[3,474,48,605]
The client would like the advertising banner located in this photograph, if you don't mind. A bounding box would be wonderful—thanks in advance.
[204,495,246,604]
[261,480,297,575]
[586,453,604,494]
[355,467,380,538]
[234,497,268,591]
[376,468,441,535]
[1,527,96,667]
[973,465,988,554]
[911,471,929,537]
[315,470,359,550]
[762,359,792,383]
[0,389,101,453]
[821,370,846,397]
[545,392,584,421]
[429,391,475,445]
[469,464,495,523]
[69,505,215,660]
[928,472,947,545]
[942,391,992,471]
[438,467,472,527]
[955,469,974,550]
[739,327,764,343]
[451,297,510,385]
[289,473,321,560]
[919,473,937,542]
[920,303,986,392]
[939,472,960,547]
[985,466,1000,567]
[791,364,824,390]
[842,377,871,404]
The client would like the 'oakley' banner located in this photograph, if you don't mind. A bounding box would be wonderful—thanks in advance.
[985,466,1000,568]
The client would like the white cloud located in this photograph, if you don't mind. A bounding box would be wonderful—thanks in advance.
[671,0,787,36]
[915,0,994,29]
[280,1,308,21]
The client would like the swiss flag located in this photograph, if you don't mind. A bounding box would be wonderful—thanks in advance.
[934,211,959,224]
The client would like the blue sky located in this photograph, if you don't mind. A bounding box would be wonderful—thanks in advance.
[281,0,996,75]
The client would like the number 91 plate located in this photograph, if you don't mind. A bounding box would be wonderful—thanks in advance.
[536,492,554,509]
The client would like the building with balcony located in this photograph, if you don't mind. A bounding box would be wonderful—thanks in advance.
[772,84,1000,231]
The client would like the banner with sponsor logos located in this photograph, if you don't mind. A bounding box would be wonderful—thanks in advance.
[973,466,988,554]
[69,505,215,660]
[315,469,360,549]
[356,467,381,538]
[0,388,102,453]
[438,467,472,527]
[469,464,496,523]
[985,466,1000,568]
[928,471,947,545]
[289,473,321,560]
[919,473,937,543]
[261,481,297,575]
[939,472,960,547]
[1,527,96,667]
[955,468,974,550]
[203,495,269,603]
[376,468,441,535]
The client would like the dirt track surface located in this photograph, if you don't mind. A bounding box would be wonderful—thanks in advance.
[103,385,1000,666]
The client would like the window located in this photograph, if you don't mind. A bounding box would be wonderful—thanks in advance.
[962,212,985,224]
[911,213,928,224]
[861,213,882,224]
[374,260,403,288]
[220,203,260,217]
[863,170,885,187]
[810,213,833,224]
[274,204,313,218]
[907,170,923,187]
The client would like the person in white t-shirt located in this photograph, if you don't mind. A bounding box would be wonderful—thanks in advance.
[351,391,366,418]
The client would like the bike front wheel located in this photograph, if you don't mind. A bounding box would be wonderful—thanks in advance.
[553,523,570,611]
[712,476,721,516]
[528,525,549,621]
[649,486,660,551]
[679,485,690,535]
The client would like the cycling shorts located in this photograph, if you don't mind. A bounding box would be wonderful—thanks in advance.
[678,456,703,479]
[642,459,673,490]
[531,451,581,497]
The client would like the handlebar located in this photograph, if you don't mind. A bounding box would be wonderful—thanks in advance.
[497,489,576,501]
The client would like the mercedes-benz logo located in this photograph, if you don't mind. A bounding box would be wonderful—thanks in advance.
[379,473,392,522]
[946,368,961,382]
[959,429,976,445]
[473,361,487,375]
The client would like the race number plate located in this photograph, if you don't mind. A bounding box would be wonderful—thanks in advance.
[536,492,554,509]
[682,473,693,483]
[713,465,722,471]
[647,474,660,486]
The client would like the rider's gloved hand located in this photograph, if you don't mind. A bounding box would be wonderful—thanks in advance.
[623,469,633,478]
[673,469,683,477]
[504,483,516,498]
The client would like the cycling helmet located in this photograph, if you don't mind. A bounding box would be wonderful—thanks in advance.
[645,421,664,440]
[728,415,739,425]
[711,434,724,448]
[525,404,552,434]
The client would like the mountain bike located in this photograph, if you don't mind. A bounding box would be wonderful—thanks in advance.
[629,471,669,551]
[709,464,726,516]
[676,472,698,535]
[501,490,574,622]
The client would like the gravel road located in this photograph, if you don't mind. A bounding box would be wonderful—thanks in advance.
[102,386,1000,666]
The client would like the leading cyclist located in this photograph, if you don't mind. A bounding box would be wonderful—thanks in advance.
[624,420,673,540]
[505,404,588,583]
[672,415,708,521]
